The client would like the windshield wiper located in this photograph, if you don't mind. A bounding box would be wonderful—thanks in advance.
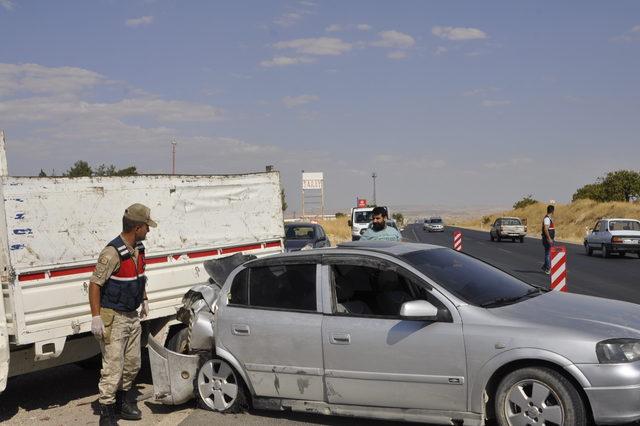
[480,289,543,308]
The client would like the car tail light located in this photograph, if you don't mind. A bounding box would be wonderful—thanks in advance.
[524,226,528,232]
[612,236,623,244]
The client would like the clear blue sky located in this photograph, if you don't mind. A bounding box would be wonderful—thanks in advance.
[1,1,639,212]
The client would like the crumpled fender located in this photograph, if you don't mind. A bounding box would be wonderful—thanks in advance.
[148,335,200,405]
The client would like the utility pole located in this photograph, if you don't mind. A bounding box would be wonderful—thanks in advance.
[372,172,377,205]
[171,139,177,175]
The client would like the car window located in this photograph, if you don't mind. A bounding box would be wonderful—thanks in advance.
[329,263,446,318]
[609,220,640,231]
[430,218,442,224]
[285,226,316,239]
[229,264,317,312]
[503,218,522,226]
[316,226,325,239]
[401,249,536,307]
[592,221,600,232]
[494,220,501,226]
[355,211,374,224]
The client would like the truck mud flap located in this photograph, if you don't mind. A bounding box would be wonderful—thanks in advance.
[148,335,200,405]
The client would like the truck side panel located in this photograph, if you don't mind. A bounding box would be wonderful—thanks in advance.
[2,173,284,346]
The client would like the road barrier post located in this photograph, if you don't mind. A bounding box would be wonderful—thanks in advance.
[453,230,463,252]
[550,245,567,292]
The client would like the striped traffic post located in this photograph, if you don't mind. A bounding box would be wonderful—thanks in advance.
[550,245,568,292]
[453,230,463,252]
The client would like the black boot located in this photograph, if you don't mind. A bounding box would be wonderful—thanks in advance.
[115,390,142,421]
[99,403,118,426]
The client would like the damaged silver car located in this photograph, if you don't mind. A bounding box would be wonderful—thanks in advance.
[149,242,640,425]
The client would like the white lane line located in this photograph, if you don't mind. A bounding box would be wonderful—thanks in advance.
[498,248,512,254]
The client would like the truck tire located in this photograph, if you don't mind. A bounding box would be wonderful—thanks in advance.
[519,236,524,243]
[490,233,495,242]
[494,367,586,426]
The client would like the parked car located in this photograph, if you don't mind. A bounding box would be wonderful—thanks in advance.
[423,217,445,232]
[584,218,640,258]
[149,242,640,426]
[284,222,331,251]
[490,217,526,242]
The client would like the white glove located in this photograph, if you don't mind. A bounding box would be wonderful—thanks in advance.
[91,315,105,338]
[139,300,149,319]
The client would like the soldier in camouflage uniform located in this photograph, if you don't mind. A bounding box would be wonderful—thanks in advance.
[89,204,157,425]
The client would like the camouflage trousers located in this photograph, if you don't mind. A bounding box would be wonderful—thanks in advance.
[97,308,141,404]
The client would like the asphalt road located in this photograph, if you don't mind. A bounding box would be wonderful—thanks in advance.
[402,224,640,304]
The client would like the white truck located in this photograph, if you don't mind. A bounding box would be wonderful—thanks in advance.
[0,130,284,393]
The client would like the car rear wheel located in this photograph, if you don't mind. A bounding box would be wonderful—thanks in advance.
[602,244,610,258]
[196,358,248,413]
[495,367,586,426]
[619,251,626,257]
[519,236,524,243]
[584,242,593,256]
[497,234,502,242]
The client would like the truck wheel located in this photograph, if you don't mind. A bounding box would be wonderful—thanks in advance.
[490,233,495,242]
[584,242,593,256]
[497,235,502,242]
[495,367,586,426]
[619,251,626,257]
[196,358,248,413]
[519,236,524,243]
[602,244,610,258]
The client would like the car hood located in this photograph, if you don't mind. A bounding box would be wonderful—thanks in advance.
[489,291,640,339]
[284,239,313,251]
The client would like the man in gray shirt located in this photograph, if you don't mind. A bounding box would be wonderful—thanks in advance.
[361,206,402,241]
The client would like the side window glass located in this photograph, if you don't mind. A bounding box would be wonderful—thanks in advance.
[229,269,249,306]
[249,264,317,312]
[331,264,439,318]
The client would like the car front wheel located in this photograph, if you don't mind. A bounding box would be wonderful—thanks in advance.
[196,358,248,413]
[584,242,593,256]
[495,367,586,426]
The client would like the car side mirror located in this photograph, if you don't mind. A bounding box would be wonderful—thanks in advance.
[348,220,352,227]
[400,300,438,321]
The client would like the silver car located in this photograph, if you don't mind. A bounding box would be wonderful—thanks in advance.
[149,242,640,425]
[584,218,640,258]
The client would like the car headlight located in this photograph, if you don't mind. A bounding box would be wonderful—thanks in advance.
[596,338,640,363]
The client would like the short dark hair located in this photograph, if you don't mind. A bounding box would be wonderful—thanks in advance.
[372,206,388,217]
[123,216,145,232]
[547,205,555,214]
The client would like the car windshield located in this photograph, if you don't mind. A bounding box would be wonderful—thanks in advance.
[430,218,442,223]
[608,220,640,231]
[401,248,539,307]
[502,218,522,226]
[355,211,374,224]
[285,226,316,240]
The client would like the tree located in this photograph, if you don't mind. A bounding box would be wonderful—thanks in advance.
[392,212,404,226]
[115,166,137,176]
[38,169,47,177]
[64,160,92,177]
[513,194,538,210]
[280,188,287,212]
[601,170,640,202]
[335,212,346,218]
[94,164,117,176]
[572,182,606,202]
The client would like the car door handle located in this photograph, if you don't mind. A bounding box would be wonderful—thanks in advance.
[330,333,351,345]
[232,324,250,336]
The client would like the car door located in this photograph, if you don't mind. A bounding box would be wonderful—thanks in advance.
[591,220,603,245]
[320,256,467,411]
[217,261,324,401]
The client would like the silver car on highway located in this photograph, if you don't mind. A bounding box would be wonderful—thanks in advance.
[149,242,640,426]
[584,217,640,258]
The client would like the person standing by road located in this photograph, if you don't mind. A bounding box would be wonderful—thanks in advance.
[361,206,402,241]
[541,204,555,274]
[88,203,157,425]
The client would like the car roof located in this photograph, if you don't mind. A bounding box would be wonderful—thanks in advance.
[245,241,443,266]
[498,216,521,220]
[284,222,319,227]
[602,218,640,222]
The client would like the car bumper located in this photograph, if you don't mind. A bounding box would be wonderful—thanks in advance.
[577,363,640,424]
[609,243,640,252]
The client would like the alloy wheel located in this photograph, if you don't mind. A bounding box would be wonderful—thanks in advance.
[197,359,239,411]
[504,379,564,425]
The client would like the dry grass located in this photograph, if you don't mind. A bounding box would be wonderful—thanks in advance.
[318,216,352,245]
[456,199,640,243]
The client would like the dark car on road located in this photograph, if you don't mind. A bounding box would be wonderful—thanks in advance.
[284,222,331,251]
